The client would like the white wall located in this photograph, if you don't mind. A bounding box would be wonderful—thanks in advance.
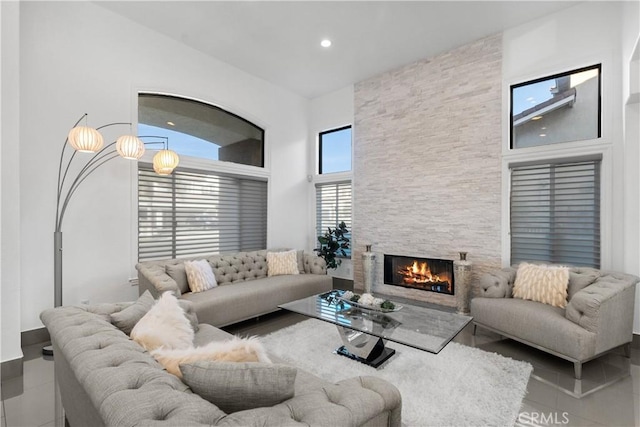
[621,0,640,333]
[1,0,23,365]
[308,85,354,279]
[503,1,640,333]
[14,1,309,340]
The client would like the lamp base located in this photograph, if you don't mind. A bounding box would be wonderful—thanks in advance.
[42,345,54,357]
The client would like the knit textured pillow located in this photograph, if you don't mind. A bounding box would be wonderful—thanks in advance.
[184,260,217,293]
[512,262,569,308]
[267,250,300,277]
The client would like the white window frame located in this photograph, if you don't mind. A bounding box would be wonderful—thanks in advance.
[501,57,614,269]
[129,89,271,273]
[312,124,353,279]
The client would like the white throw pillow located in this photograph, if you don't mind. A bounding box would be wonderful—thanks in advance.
[267,250,300,277]
[512,262,570,308]
[131,292,194,352]
[184,259,217,293]
[151,336,271,378]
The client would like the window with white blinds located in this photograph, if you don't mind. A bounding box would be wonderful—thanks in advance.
[510,159,601,268]
[138,164,267,261]
[316,181,352,257]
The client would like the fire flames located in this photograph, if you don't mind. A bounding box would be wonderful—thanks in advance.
[399,261,451,290]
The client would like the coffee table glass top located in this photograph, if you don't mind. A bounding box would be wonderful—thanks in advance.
[279,290,472,354]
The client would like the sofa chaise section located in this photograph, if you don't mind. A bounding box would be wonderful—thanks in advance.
[41,303,402,427]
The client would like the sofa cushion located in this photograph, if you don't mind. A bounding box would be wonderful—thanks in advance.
[166,263,190,295]
[513,263,569,308]
[267,250,300,277]
[181,274,332,327]
[471,297,596,360]
[110,290,155,335]
[181,361,297,414]
[131,292,194,352]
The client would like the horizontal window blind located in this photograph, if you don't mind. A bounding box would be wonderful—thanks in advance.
[316,181,352,257]
[510,159,601,268]
[138,164,267,261]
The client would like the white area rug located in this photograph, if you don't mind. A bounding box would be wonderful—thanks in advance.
[262,319,532,427]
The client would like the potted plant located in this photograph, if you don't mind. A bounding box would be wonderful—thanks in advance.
[315,221,350,269]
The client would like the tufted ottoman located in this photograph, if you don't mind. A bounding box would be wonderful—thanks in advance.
[136,250,333,327]
[41,303,402,427]
[470,265,638,379]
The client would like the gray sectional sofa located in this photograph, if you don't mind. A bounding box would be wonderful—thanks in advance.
[136,250,332,327]
[471,265,639,379]
[41,302,402,427]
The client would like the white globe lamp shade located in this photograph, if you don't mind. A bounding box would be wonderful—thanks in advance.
[116,135,145,160]
[68,126,104,153]
[153,149,179,175]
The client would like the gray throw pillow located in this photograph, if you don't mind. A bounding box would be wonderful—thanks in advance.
[296,250,305,274]
[166,263,189,295]
[110,291,154,335]
[180,361,297,414]
[177,299,199,332]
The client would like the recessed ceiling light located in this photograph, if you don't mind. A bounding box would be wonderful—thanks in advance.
[167,121,175,126]
[531,116,543,121]
[320,39,332,48]
[539,133,547,137]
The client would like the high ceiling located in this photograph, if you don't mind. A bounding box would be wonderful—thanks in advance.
[97,1,580,99]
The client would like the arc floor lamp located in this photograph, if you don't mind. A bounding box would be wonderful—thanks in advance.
[43,113,180,356]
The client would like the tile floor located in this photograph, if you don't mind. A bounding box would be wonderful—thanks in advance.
[1,299,639,427]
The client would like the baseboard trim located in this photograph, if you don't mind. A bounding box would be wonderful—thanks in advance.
[633,333,640,349]
[21,327,50,347]
[1,356,23,381]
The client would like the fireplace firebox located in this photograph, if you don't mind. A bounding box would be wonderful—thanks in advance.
[384,254,454,295]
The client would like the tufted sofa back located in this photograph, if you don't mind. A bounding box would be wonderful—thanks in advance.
[40,305,226,426]
[475,264,632,302]
[137,249,327,297]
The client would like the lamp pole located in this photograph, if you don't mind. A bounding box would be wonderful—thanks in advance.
[43,114,177,357]
[43,115,135,356]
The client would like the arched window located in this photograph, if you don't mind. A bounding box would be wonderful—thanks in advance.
[138,93,264,166]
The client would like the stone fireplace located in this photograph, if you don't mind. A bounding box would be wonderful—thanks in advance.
[384,254,454,295]
[352,34,503,307]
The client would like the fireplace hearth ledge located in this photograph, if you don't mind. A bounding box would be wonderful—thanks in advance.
[356,282,457,308]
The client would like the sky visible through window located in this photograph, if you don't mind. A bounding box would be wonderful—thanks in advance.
[138,123,220,161]
[512,80,554,116]
[321,127,352,174]
[512,67,599,116]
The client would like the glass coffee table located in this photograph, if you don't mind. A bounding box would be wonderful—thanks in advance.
[279,290,472,368]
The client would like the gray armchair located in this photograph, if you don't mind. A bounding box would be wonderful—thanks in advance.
[470,266,638,379]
